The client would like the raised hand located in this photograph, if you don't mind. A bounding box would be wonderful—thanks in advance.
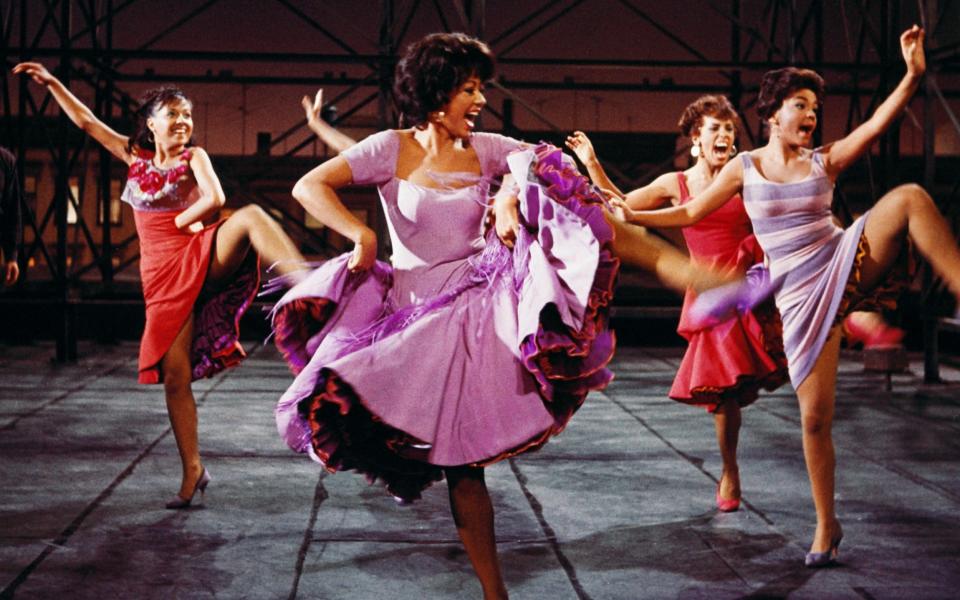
[901,25,926,78]
[301,89,325,127]
[12,62,57,86]
[565,130,597,165]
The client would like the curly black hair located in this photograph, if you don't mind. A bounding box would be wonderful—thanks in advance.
[756,67,825,121]
[392,32,495,128]
[127,86,195,153]
[676,94,742,139]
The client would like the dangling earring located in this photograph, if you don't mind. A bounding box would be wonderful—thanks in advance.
[147,131,154,143]
[728,144,737,156]
[690,144,700,158]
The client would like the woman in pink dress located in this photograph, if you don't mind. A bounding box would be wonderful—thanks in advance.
[15,62,308,509]
[567,95,788,514]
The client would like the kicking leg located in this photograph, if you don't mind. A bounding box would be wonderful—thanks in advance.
[207,204,307,286]
[606,215,733,294]
[859,184,960,297]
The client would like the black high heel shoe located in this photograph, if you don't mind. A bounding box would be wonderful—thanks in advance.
[165,467,211,510]
[805,524,843,568]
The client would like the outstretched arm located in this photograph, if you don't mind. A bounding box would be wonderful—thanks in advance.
[13,62,132,164]
[823,26,925,177]
[302,90,358,154]
[293,155,376,271]
[566,130,675,210]
[565,130,624,197]
[612,157,743,228]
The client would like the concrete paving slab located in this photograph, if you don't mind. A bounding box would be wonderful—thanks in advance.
[1,342,959,598]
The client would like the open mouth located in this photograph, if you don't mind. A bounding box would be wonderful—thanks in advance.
[465,111,481,129]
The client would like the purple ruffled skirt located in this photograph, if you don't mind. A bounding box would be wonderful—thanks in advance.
[271,144,619,501]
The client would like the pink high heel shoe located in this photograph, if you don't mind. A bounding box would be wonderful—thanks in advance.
[165,467,211,510]
[843,315,904,348]
[715,477,741,513]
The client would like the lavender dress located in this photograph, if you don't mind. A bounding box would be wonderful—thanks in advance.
[272,131,618,501]
[740,151,866,387]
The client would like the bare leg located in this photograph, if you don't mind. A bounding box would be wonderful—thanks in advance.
[207,204,307,285]
[160,313,205,499]
[859,184,960,298]
[605,215,733,294]
[795,326,844,554]
[714,397,742,501]
[445,466,508,600]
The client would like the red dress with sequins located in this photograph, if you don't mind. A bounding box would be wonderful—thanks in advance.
[669,172,788,410]
[121,148,259,384]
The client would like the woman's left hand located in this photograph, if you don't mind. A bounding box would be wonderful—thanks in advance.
[492,194,520,249]
[176,218,203,234]
[901,25,926,78]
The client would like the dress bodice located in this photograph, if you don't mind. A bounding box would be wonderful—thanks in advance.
[121,148,200,212]
[341,130,524,305]
[740,150,838,280]
[677,171,752,266]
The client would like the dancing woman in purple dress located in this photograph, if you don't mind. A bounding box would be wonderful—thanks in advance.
[614,26,960,567]
[270,30,748,596]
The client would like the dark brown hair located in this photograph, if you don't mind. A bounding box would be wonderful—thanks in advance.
[127,86,195,153]
[392,32,495,128]
[676,95,742,138]
[756,67,825,120]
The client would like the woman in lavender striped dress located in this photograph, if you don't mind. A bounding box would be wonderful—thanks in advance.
[613,25,960,567]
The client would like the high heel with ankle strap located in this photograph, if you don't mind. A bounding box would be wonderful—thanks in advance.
[165,467,211,510]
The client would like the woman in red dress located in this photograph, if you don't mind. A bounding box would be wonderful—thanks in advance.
[567,95,788,511]
[15,62,308,508]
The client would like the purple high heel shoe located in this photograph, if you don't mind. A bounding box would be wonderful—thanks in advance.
[165,467,211,510]
[690,264,780,326]
[805,524,844,568]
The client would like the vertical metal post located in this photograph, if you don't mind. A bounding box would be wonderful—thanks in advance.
[922,0,940,383]
[376,0,395,257]
[56,0,76,362]
[99,0,115,286]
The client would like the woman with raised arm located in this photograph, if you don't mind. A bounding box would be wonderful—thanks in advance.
[613,26,960,567]
[14,62,308,509]
[567,95,788,514]
[301,88,358,154]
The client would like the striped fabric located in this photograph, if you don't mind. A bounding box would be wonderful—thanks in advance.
[740,151,867,387]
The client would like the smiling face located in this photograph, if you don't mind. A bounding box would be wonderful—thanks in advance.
[437,75,486,139]
[693,115,737,168]
[770,88,819,147]
[147,97,194,151]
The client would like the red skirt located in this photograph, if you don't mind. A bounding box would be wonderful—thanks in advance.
[135,211,260,384]
[669,237,788,411]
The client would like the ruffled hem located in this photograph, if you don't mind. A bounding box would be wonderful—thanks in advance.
[671,300,788,411]
[272,143,618,502]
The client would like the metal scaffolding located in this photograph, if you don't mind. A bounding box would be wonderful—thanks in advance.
[2,0,959,372]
